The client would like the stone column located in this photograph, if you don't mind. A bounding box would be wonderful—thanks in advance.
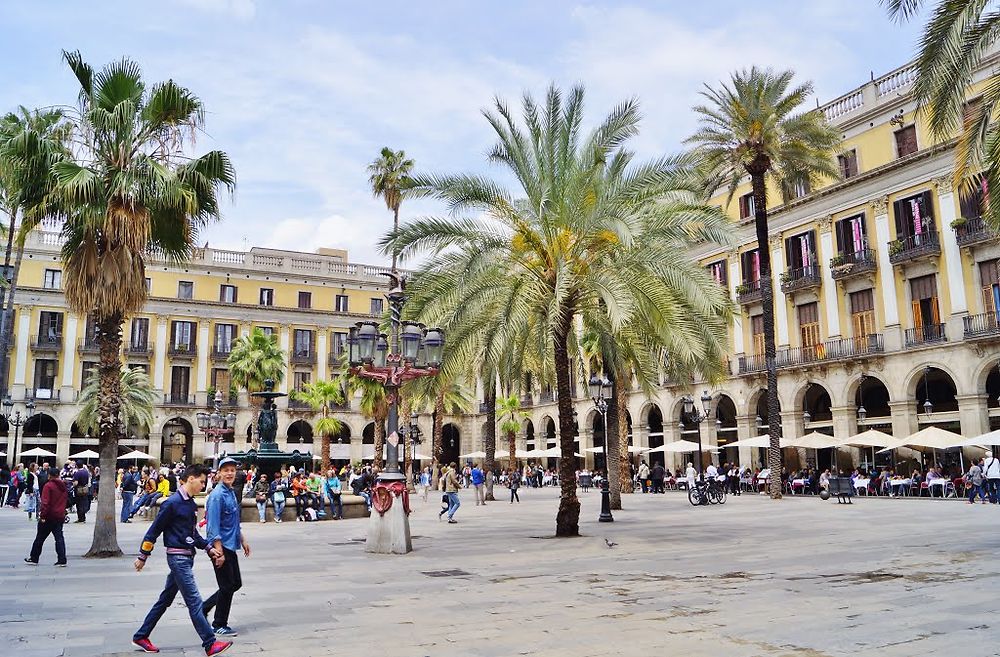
[871,196,901,348]
[934,176,968,315]
[736,414,755,469]
[817,216,841,337]
[727,252,745,354]
[662,419,681,471]
[278,326,290,395]
[888,400,916,440]
[59,315,79,397]
[317,329,328,381]
[831,405,858,471]
[957,393,989,438]
[769,235,789,346]
[152,316,168,394]
[196,322,210,405]
[12,306,31,399]
[781,410,805,468]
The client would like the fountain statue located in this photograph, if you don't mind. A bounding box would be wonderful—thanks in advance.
[224,378,311,473]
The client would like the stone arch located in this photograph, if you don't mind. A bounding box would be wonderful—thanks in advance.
[23,413,58,438]
[797,382,833,424]
[646,404,664,451]
[523,419,535,450]
[901,362,963,401]
[442,423,461,465]
[543,416,556,448]
[910,366,959,414]
[715,393,739,457]
[973,358,1000,404]
[751,389,781,431]
[287,419,314,445]
[161,417,194,465]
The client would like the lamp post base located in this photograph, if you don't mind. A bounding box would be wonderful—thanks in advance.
[598,479,614,523]
[365,484,412,554]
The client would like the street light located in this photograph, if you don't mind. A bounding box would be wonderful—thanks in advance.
[588,374,613,523]
[922,366,933,416]
[196,390,237,469]
[682,391,714,481]
[3,396,34,467]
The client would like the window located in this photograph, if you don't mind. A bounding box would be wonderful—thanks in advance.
[43,269,61,289]
[219,284,237,304]
[850,289,876,339]
[706,260,727,286]
[214,323,236,353]
[838,149,859,179]
[82,314,99,345]
[257,326,274,338]
[81,360,97,389]
[293,329,313,356]
[835,214,868,256]
[144,278,151,292]
[979,260,999,314]
[751,315,765,355]
[740,249,761,284]
[293,371,311,392]
[33,359,57,396]
[171,321,195,351]
[960,175,988,220]
[211,368,232,397]
[910,274,940,329]
[894,125,918,158]
[335,294,349,312]
[785,231,817,273]
[38,311,63,344]
[789,178,811,200]
[797,302,821,356]
[130,318,150,350]
[332,331,347,356]
[170,366,191,399]
[259,288,274,306]
[738,192,755,220]
[297,291,311,309]
[370,298,384,316]
[177,281,194,300]
[893,191,935,242]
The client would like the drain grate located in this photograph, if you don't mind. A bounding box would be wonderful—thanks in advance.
[421,569,472,578]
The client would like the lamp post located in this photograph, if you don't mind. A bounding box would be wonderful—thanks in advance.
[3,397,34,467]
[349,273,443,554]
[588,375,613,523]
[681,391,714,482]
[921,366,933,416]
[196,390,237,469]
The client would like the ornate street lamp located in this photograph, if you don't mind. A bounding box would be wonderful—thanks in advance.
[922,366,933,416]
[197,390,236,469]
[350,273,443,555]
[682,391,714,481]
[588,374,613,523]
[3,396,34,467]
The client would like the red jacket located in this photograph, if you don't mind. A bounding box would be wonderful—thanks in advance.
[40,478,68,522]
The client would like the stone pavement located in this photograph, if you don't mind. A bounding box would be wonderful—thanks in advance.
[2,487,999,657]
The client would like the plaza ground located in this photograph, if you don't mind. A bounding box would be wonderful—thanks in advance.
[1,487,998,657]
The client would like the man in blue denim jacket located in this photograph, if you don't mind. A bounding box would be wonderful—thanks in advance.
[132,464,233,656]
[201,457,251,638]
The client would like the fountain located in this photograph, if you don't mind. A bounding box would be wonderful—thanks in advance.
[224,379,312,474]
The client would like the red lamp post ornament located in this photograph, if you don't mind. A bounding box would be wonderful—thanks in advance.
[349,274,443,554]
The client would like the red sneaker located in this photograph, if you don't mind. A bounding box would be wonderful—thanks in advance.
[206,640,233,656]
[133,637,160,653]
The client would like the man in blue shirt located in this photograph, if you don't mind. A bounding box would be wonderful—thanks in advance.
[471,462,486,506]
[201,457,251,638]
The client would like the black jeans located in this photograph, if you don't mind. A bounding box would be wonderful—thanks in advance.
[29,519,67,563]
[510,488,519,502]
[76,494,91,521]
[203,548,242,628]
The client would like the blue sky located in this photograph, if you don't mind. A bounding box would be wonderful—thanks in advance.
[0,1,925,264]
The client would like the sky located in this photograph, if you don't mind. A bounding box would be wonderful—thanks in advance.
[0,1,927,265]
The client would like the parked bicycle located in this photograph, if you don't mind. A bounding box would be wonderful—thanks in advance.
[688,477,727,506]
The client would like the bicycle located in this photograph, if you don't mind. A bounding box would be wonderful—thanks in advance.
[688,477,727,506]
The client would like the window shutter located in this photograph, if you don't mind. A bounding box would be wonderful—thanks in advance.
[893,200,905,236]
[981,285,996,314]
[930,297,940,325]
[921,191,935,229]
[911,301,923,329]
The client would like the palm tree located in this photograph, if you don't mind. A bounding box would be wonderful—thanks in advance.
[228,328,286,403]
[387,85,734,536]
[496,393,527,472]
[687,68,839,499]
[290,379,345,473]
[76,366,156,437]
[24,52,235,556]
[408,374,474,478]
[0,108,68,396]
[341,372,388,469]
[883,1,1000,221]
[368,147,414,271]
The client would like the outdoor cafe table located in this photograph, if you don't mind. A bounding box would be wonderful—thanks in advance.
[888,478,912,495]
[853,478,870,494]
[927,478,949,497]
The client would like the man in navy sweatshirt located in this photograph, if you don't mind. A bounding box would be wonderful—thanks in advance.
[131,464,233,656]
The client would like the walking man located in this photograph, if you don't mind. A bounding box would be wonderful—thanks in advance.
[983,450,1000,503]
[73,463,91,523]
[471,462,486,506]
[120,465,139,523]
[131,464,232,656]
[202,457,251,637]
[637,460,650,493]
[439,462,462,523]
[24,467,67,567]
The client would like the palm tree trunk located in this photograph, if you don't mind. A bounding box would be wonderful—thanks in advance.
[615,370,631,496]
[507,428,516,472]
[432,399,443,483]
[604,365,622,510]
[0,205,16,396]
[373,411,386,471]
[553,314,580,537]
[391,205,400,272]
[85,313,124,558]
[320,406,331,474]
[748,160,783,500]
[482,379,497,501]
[0,234,25,397]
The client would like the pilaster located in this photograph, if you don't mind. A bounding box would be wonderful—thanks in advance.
[817,217,841,337]
[769,235,789,346]
[934,176,968,315]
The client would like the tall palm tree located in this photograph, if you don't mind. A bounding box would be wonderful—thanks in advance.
[368,147,415,271]
[341,371,388,469]
[387,85,734,536]
[883,1,1000,220]
[687,67,839,499]
[0,108,68,396]
[496,393,527,472]
[228,327,286,402]
[76,366,156,438]
[290,379,345,473]
[25,52,235,556]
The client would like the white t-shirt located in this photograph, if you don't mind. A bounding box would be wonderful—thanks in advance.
[706,464,718,477]
[984,456,1000,479]
[685,466,696,483]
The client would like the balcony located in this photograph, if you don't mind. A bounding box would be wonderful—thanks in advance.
[830,249,877,281]
[26,388,60,402]
[539,389,555,403]
[521,395,534,408]
[823,334,885,359]
[779,265,821,294]
[888,231,940,265]
[904,323,947,347]
[167,343,197,359]
[737,334,885,375]
[124,342,153,359]
[478,401,490,414]
[954,216,997,248]
[963,312,1000,341]
[163,393,196,406]
[735,279,762,305]
[31,334,62,352]
[290,350,316,366]
[287,397,312,410]
[328,351,346,368]
[211,346,233,362]
[77,337,100,355]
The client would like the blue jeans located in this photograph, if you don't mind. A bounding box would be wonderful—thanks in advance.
[273,497,286,519]
[359,491,372,510]
[969,483,988,502]
[446,492,461,519]
[134,554,215,650]
[328,494,342,519]
[121,491,134,522]
[256,500,267,521]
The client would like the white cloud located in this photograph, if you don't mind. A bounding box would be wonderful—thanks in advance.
[174,0,256,20]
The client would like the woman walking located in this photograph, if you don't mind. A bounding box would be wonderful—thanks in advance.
[509,469,521,504]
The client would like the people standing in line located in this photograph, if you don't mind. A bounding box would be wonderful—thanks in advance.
[471,462,486,506]
[983,451,1000,503]
[202,458,250,638]
[254,474,270,523]
[24,467,68,566]
[120,466,139,523]
[131,463,233,656]
[73,463,92,523]
[637,460,650,493]
[509,469,521,504]
[324,468,343,520]
[439,462,462,523]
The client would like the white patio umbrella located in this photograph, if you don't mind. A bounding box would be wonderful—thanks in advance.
[117,449,154,461]
[69,449,101,460]
[412,452,433,461]
[725,435,794,449]
[20,447,56,463]
[584,446,646,454]
[646,439,716,453]
[788,432,840,449]
[837,429,895,470]
[948,429,1000,448]
[878,426,965,471]
[539,446,583,457]
[0,451,6,457]
[459,451,487,459]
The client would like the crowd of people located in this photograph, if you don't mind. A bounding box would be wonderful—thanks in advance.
[1,460,96,522]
